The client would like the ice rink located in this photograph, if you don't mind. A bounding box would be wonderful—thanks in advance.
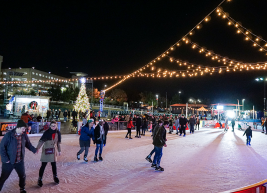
[1,127,267,193]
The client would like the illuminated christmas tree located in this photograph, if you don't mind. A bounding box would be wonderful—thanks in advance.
[74,83,90,118]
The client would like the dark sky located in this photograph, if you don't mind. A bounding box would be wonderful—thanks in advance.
[1,0,267,110]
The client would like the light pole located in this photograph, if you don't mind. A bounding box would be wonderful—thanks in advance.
[255,77,266,112]
[242,99,245,111]
[156,95,159,107]
[178,91,181,100]
[237,99,240,118]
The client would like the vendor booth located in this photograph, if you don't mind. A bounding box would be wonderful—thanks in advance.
[8,95,49,117]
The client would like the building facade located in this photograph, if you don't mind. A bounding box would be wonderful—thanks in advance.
[0,68,74,94]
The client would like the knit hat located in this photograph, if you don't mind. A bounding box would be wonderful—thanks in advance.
[17,120,27,128]
[88,119,94,123]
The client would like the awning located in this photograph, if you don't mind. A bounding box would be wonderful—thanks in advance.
[197,106,209,111]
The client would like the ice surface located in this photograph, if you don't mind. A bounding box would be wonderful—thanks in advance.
[1,128,267,193]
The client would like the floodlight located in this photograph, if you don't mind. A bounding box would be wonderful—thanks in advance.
[80,78,86,83]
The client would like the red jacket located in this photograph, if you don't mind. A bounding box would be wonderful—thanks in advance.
[127,121,134,129]
[21,114,32,124]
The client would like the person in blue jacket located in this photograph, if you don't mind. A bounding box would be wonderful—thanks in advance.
[76,119,95,162]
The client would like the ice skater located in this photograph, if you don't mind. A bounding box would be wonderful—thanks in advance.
[141,118,148,136]
[145,120,163,163]
[36,120,61,187]
[174,116,180,135]
[189,115,195,134]
[231,118,235,132]
[224,118,228,132]
[179,114,188,137]
[151,121,167,171]
[243,126,252,146]
[0,120,37,193]
[126,117,134,139]
[195,116,200,130]
[168,115,173,134]
[77,119,94,162]
[135,115,142,138]
[94,120,109,162]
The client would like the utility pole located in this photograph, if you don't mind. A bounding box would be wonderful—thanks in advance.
[166,92,167,109]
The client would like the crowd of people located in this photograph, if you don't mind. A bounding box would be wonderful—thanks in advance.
[0,111,255,192]
[122,113,201,139]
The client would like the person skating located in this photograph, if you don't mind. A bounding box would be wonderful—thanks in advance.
[141,118,148,136]
[189,115,195,134]
[151,121,167,171]
[36,120,61,187]
[72,109,77,121]
[168,115,173,134]
[63,110,68,122]
[0,120,37,193]
[77,119,94,162]
[231,118,235,132]
[174,116,180,135]
[94,120,108,162]
[243,126,252,146]
[224,117,228,132]
[135,115,142,138]
[145,120,163,163]
[126,117,134,139]
[179,114,188,137]
[195,116,200,130]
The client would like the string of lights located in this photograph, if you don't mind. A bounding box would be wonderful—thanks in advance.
[165,55,267,75]
[216,7,267,54]
[137,62,267,78]
[0,75,127,85]
[104,0,232,91]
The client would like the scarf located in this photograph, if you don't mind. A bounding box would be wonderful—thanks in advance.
[40,128,61,143]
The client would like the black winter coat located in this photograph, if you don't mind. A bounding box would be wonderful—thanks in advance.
[243,128,252,137]
[63,112,68,117]
[0,130,36,164]
[136,118,142,127]
[94,124,109,145]
[153,126,166,148]
[179,117,188,127]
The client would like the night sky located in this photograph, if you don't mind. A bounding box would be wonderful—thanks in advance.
[1,0,267,110]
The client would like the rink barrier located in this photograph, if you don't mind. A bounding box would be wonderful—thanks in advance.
[0,121,61,136]
[221,179,267,193]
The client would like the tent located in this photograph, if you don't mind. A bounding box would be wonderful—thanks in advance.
[197,106,209,111]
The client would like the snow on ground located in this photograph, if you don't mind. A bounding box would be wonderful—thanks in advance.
[1,128,267,193]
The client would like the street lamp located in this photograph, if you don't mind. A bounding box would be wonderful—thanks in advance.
[242,99,245,111]
[156,94,159,107]
[255,77,267,111]
[178,91,181,98]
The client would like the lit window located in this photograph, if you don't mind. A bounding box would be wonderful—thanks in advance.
[39,74,41,76]
[32,72,35,75]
